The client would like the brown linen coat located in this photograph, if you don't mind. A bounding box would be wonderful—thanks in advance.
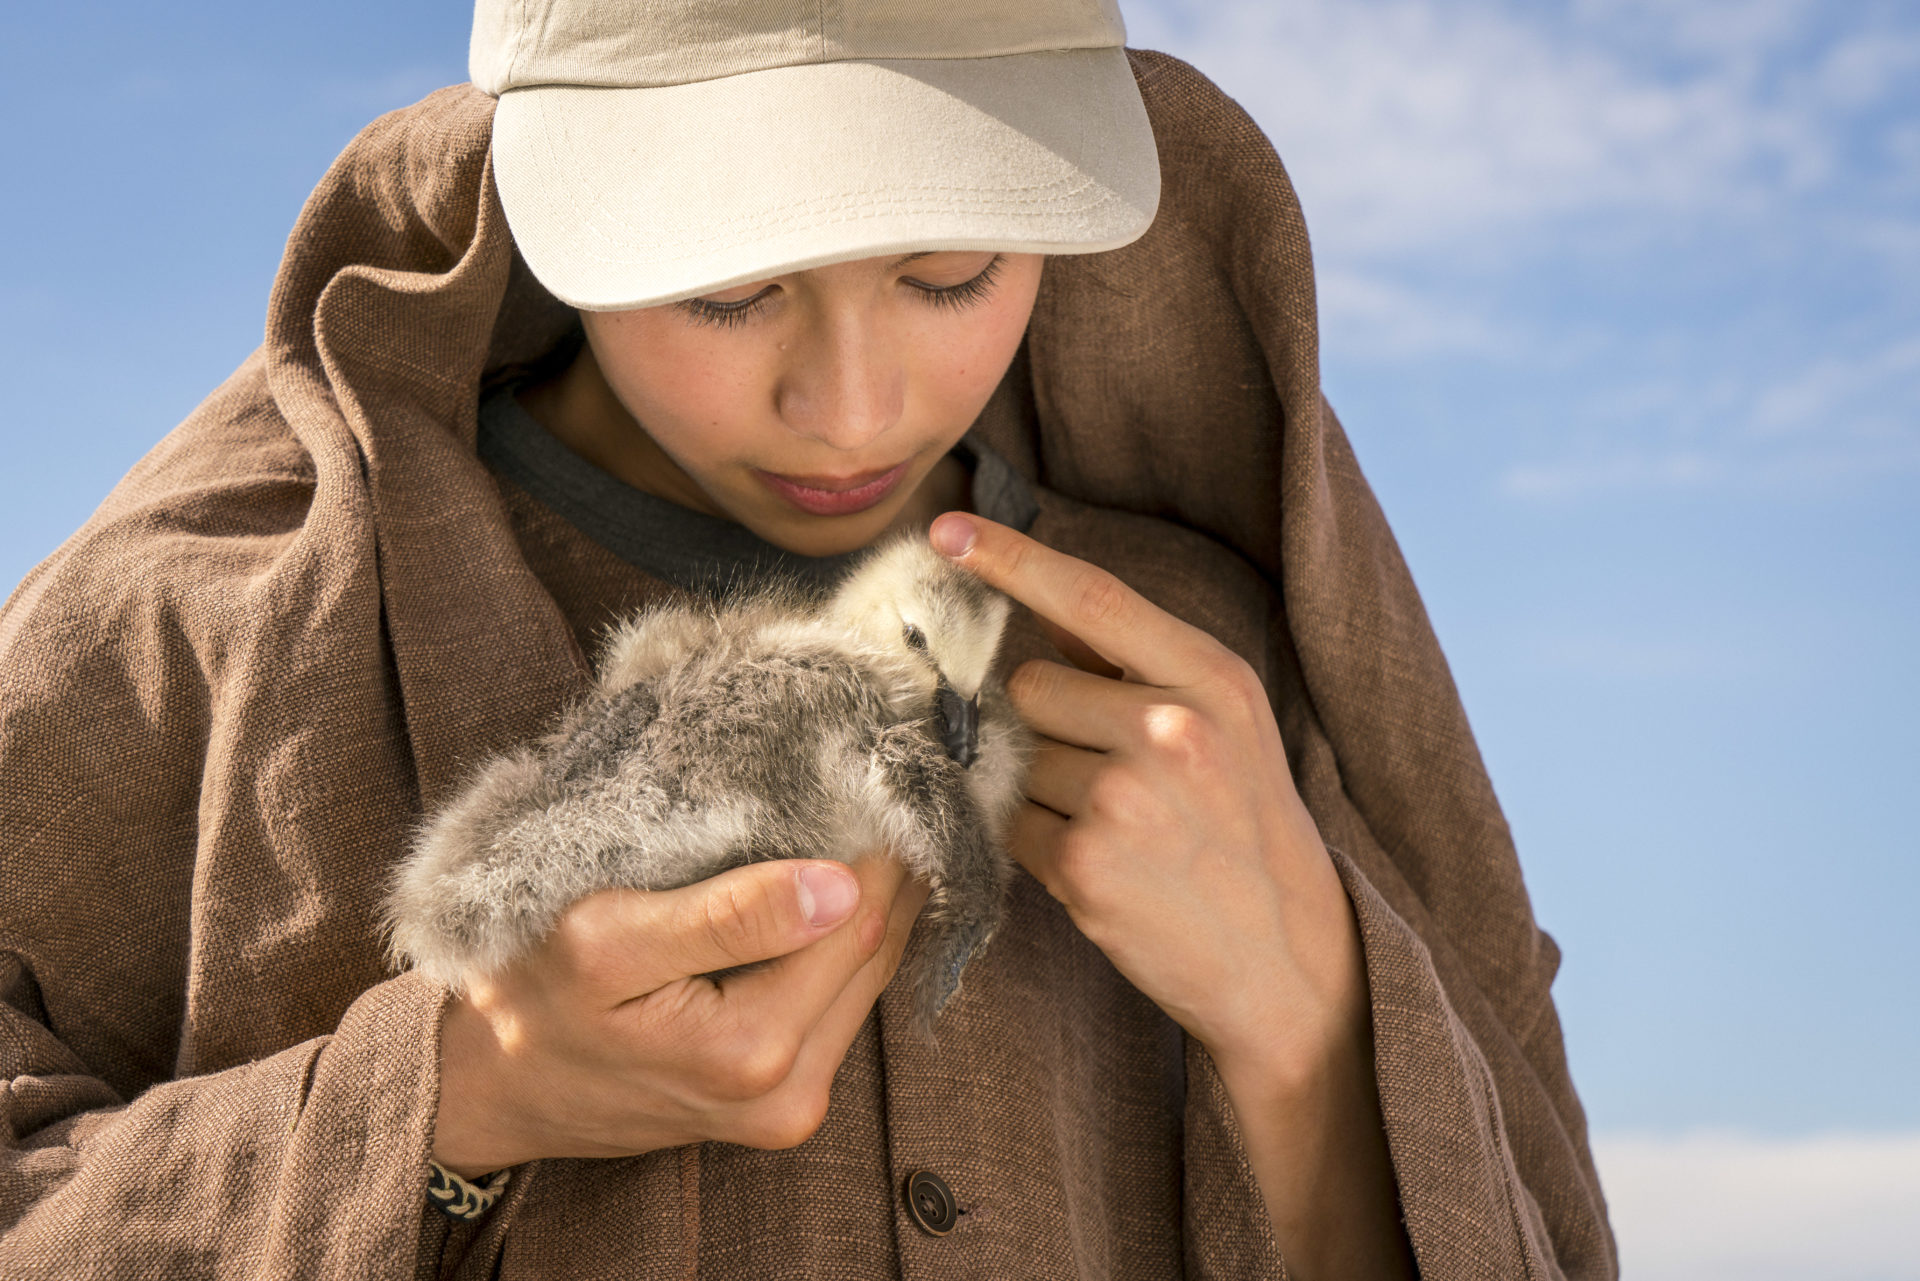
[0,50,1616,1280]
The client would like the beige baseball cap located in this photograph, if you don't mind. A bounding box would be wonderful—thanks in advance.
[472,0,1161,312]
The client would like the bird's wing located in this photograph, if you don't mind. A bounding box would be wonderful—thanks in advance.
[544,682,662,784]
[597,601,730,691]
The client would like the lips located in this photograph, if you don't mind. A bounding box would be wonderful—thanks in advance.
[755,461,911,516]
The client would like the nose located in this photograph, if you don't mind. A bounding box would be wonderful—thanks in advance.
[775,305,905,452]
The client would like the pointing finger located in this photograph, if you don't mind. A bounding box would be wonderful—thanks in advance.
[929,513,1227,689]
[1033,614,1123,681]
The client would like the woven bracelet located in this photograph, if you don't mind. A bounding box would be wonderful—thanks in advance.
[427,1160,511,1221]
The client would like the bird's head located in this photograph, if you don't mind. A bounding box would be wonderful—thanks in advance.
[827,536,1012,767]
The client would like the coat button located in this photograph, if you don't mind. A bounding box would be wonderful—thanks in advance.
[903,1169,960,1236]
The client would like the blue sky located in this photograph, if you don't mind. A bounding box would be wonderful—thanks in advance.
[5,2,1916,1274]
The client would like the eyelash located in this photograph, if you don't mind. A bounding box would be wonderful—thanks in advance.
[675,255,1007,330]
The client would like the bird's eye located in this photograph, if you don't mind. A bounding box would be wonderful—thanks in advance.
[903,623,929,652]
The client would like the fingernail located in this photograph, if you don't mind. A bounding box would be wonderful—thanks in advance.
[796,865,859,927]
[930,514,976,559]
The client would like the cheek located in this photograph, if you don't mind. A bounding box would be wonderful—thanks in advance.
[921,267,1042,405]
[585,313,760,456]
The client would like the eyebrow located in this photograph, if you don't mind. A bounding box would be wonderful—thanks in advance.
[889,251,936,269]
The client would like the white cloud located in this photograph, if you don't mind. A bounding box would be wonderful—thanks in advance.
[1128,0,1920,497]
[1806,28,1920,112]
[1594,1130,1920,1281]
[1500,449,1724,499]
[1747,335,1920,439]
[1315,268,1509,359]
[1126,0,1834,264]
[1568,0,1814,67]
[1498,333,1920,498]
[1498,437,1920,500]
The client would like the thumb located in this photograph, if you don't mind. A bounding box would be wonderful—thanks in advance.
[648,860,862,982]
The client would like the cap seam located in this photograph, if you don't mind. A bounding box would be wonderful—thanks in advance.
[554,185,1128,271]
[496,42,1124,91]
[505,0,532,88]
[517,74,1130,240]
[525,111,1119,251]
[585,179,1113,245]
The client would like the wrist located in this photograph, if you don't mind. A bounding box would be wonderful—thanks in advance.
[1203,907,1371,1100]
[1207,988,1370,1120]
[1207,983,1409,1281]
[433,990,536,1179]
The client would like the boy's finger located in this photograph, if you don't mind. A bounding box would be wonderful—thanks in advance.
[718,853,918,1035]
[929,514,1227,689]
[565,858,864,994]
[765,867,930,1074]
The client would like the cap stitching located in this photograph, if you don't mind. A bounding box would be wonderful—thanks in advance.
[554,159,1117,255]
[582,173,1105,232]
[505,0,532,88]
[559,184,1126,270]
[525,90,1113,237]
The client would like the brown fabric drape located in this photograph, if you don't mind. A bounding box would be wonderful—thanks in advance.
[0,50,1615,1279]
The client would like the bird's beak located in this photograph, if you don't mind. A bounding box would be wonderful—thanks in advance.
[936,681,980,768]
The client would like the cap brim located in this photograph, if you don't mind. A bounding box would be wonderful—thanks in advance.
[491,45,1160,312]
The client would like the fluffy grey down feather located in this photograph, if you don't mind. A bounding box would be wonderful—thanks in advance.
[384,537,1031,1034]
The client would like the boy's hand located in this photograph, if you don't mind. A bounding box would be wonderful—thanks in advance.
[433,853,926,1177]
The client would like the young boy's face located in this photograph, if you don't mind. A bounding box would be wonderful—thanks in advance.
[578,251,1044,558]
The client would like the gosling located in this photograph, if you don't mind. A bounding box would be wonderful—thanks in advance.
[384,535,1030,1034]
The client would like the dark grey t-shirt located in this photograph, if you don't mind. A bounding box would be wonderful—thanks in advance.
[476,385,1038,597]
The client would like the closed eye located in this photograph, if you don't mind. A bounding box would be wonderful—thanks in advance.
[903,255,1005,311]
[675,255,1006,330]
[674,285,777,330]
